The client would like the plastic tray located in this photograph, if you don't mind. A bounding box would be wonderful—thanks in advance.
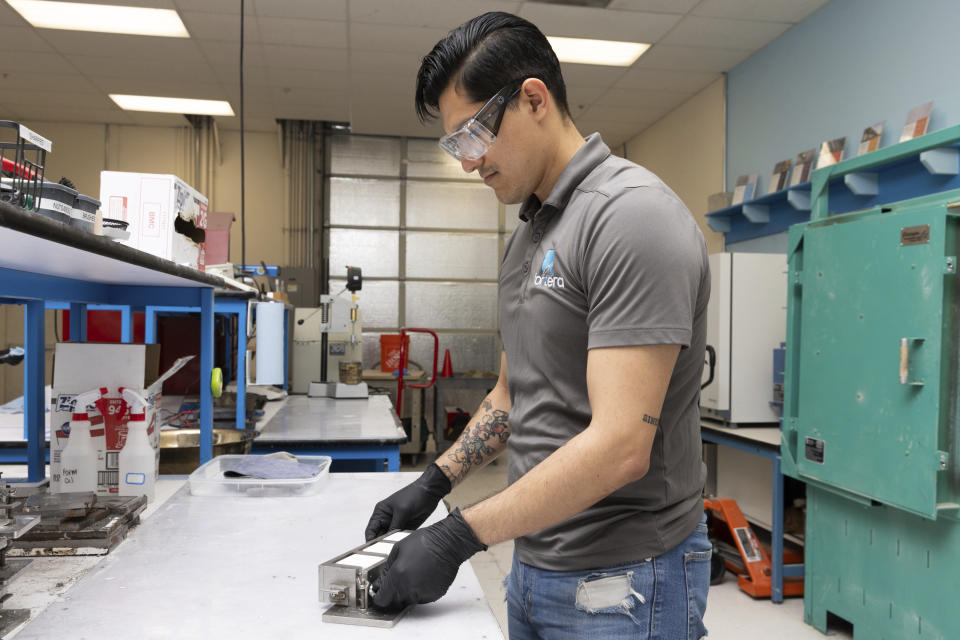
[188,454,332,497]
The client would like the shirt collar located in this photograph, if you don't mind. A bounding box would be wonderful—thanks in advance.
[517,133,611,223]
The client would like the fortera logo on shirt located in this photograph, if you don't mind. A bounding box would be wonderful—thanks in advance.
[534,249,565,288]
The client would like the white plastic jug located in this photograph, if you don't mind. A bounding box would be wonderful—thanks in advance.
[118,389,156,501]
[59,389,102,493]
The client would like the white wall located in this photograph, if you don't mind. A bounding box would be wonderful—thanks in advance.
[623,78,725,255]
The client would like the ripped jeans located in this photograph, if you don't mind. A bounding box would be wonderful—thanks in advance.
[506,517,711,639]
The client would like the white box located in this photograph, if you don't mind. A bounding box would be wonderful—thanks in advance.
[99,171,208,269]
[51,343,192,495]
[700,253,787,424]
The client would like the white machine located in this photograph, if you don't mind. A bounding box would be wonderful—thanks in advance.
[292,295,367,398]
[700,252,787,424]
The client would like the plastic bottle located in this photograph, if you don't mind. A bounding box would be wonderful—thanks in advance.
[118,389,156,502]
[59,389,102,493]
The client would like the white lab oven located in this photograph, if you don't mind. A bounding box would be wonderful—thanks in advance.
[700,252,787,424]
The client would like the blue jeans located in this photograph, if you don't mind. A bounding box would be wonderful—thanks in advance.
[506,517,711,639]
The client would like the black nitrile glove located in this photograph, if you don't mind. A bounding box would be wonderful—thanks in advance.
[371,508,486,610]
[364,463,452,541]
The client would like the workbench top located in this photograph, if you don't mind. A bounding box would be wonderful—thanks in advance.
[12,472,503,639]
[256,394,408,445]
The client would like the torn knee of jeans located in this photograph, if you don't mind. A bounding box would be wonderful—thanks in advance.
[575,571,646,615]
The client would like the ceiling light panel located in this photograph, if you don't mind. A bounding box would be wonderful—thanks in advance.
[110,94,234,116]
[7,1,190,38]
[547,36,650,66]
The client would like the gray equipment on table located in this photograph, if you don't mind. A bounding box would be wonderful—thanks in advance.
[319,530,412,628]
[0,473,39,636]
[293,295,367,398]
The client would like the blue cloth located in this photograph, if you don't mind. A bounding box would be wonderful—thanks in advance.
[506,516,711,639]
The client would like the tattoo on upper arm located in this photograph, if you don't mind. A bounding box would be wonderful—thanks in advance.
[643,414,660,427]
[443,399,510,485]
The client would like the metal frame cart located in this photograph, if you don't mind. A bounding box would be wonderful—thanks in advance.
[0,201,224,480]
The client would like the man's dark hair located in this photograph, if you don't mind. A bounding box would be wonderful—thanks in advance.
[415,12,570,124]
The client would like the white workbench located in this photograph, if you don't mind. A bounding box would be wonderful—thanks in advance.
[10,472,503,639]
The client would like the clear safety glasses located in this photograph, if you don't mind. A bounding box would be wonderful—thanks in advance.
[438,84,521,161]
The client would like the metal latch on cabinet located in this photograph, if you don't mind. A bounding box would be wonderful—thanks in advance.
[318,530,412,628]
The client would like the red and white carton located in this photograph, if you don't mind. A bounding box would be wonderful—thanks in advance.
[99,171,208,270]
[51,343,192,495]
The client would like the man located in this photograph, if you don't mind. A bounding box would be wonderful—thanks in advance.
[365,11,711,639]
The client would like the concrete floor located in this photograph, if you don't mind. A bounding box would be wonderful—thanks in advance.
[408,452,852,640]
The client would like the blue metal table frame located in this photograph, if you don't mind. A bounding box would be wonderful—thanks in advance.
[700,425,805,603]
[0,201,223,481]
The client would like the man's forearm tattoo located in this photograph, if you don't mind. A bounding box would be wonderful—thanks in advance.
[643,414,660,427]
[439,398,510,486]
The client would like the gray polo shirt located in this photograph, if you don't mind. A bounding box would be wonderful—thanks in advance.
[500,133,709,572]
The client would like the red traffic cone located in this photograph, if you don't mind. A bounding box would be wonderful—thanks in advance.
[440,349,453,378]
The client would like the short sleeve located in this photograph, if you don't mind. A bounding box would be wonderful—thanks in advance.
[581,186,705,350]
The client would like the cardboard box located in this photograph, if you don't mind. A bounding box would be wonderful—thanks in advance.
[100,171,209,270]
[51,343,192,495]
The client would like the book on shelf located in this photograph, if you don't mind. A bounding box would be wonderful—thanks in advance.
[899,102,932,143]
[816,137,846,169]
[731,173,758,205]
[858,122,884,156]
[767,159,792,195]
[707,191,731,212]
[789,149,816,187]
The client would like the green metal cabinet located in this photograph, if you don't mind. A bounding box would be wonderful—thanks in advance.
[782,187,960,639]
[782,190,960,519]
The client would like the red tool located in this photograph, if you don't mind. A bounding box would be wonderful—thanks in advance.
[395,328,439,418]
[703,497,804,598]
[1,156,37,179]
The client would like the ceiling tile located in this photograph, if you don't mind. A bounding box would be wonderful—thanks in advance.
[123,111,194,127]
[350,72,415,95]
[565,85,607,112]
[199,41,265,68]
[0,71,101,93]
[0,90,114,109]
[579,104,665,126]
[273,103,350,122]
[615,68,720,93]
[606,0,699,13]
[519,4,681,42]
[596,88,691,111]
[0,51,70,73]
[86,76,233,102]
[253,0,347,21]
[349,0,521,29]
[18,106,132,124]
[560,63,628,89]
[179,11,257,42]
[229,67,348,91]
[660,15,791,49]
[635,43,752,72]
[262,44,348,71]
[350,50,422,76]
[69,55,218,82]
[692,0,831,23]
[258,17,347,48]
[0,27,56,53]
[349,23,447,54]
[40,30,205,62]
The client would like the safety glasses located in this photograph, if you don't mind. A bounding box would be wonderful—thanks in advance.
[438,84,521,161]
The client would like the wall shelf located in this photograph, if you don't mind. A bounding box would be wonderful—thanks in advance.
[708,123,960,245]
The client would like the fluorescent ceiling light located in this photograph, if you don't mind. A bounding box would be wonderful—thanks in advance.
[7,0,189,38]
[547,36,650,66]
[110,95,234,116]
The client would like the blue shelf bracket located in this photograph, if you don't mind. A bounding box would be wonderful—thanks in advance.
[786,189,811,211]
[706,214,732,233]
[844,172,879,196]
[920,148,959,176]
[741,203,770,224]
